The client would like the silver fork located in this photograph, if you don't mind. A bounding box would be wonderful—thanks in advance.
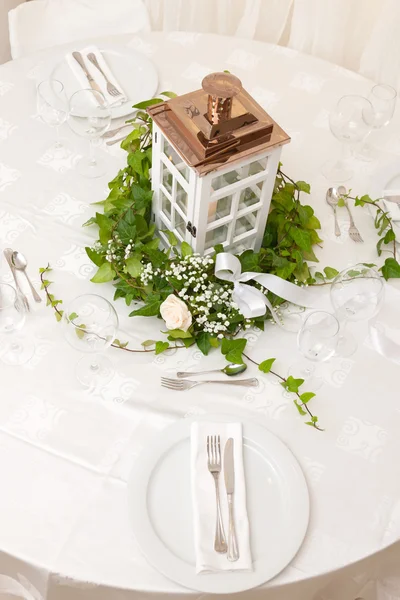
[161,377,258,391]
[87,52,121,97]
[338,185,363,243]
[207,435,227,553]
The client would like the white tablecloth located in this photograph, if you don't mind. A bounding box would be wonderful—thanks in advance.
[1,32,400,600]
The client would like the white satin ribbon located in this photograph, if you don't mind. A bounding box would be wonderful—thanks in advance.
[215,252,318,323]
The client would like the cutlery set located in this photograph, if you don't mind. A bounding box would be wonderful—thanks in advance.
[326,185,363,241]
[207,435,239,561]
[2,248,41,311]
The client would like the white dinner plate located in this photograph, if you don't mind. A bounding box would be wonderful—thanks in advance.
[128,414,309,594]
[41,45,158,119]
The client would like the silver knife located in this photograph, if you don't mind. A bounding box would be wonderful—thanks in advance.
[3,248,30,312]
[224,438,239,562]
[72,52,105,103]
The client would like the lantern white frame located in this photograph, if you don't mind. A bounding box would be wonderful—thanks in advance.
[151,123,283,255]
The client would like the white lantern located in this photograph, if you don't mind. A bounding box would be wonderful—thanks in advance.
[148,72,290,255]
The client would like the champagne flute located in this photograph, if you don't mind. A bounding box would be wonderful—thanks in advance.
[68,89,111,178]
[322,95,372,182]
[62,294,118,388]
[37,79,68,158]
[360,84,397,160]
[0,283,34,365]
[288,311,339,391]
[330,264,384,357]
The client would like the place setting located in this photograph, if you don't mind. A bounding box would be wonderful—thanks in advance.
[127,414,309,593]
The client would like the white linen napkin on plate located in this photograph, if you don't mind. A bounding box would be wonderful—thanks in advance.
[191,421,252,573]
[383,197,400,221]
[66,45,127,107]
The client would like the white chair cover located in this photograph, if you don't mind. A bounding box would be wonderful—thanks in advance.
[8,0,150,59]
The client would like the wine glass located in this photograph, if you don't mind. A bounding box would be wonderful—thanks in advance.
[0,283,34,365]
[288,311,339,391]
[360,84,397,160]
[62,294,118,388]
[330,264,384,357]
[68,89,111,178]
[322,95,373,182]
[37,79,68,158]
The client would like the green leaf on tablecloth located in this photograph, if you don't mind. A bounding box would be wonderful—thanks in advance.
[258,358,276,373]
[209,336,220,348]
[55,311,63,322]
[300,392,316,403]
[381,257,400,280]
[163,328,193,339]
[113,339,129,349]
[179,337,196,348]
[90,262,116,283]
[85,247,105,267]
[75,325,86,340]
[323,267,339,279]
[125,257,143,278]
[362,263,376,268]
[384,229,396,244]
[181,242,193,257]
[281,375,304,393]
[337,197,345,207]
[289,227,312,251]
[305,416,319,426]
[221,338,247,364]
[69,312,78,321]
[295,181,310,194]
[129,300,161,317]
[142,340,156,347]
[293,400,307,416]
[377,238,384,256]
[155,341,170,355]
[196,331,212,355]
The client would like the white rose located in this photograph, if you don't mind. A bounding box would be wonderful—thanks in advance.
[160,294,192,332]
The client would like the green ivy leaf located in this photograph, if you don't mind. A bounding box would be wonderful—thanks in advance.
[181,241,193,257]
[155,341,170,355]
[55,311,63,322]
[377,238,384,257]
[296,181,311,194]
[125,257,143,278]
[281,375,304,393]
[258,358,276,373]
[90,262,116,283]
[133,98,164,109]
[196,331,211,355]
[162,230,178,246]
[293,400,307,416]
[85,247,105,267]
[129,300,161,317]
[142,339,156,347]
[163,328,193,339]
[381,257,400,280]
[209,336,220,348]
[299,392,316,403]
[323,266,339,279]
[221,338,247,363]
[384,229,396,244]
[289,227,312,252]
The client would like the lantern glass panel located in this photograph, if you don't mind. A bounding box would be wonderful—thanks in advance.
[176,180,188,214]
[211,157,268,191]
[238,185,262,211]
[207,194,232,224]
[162,165,173,194]
[205,223,229,250]
[175,211,186,240]
[234,211,258,238]
[161,190,172,221]
[163,139,190,182]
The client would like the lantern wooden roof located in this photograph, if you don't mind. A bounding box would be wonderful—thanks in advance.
[147,72,290,176]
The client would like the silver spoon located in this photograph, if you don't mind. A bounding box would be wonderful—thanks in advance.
[11,251,42,303]
[176,363,247,379]
[326,187,341,237]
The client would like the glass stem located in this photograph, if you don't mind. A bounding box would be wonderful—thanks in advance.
[89,139,96,166]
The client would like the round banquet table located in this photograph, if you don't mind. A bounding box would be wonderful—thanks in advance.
[1,31,400,600]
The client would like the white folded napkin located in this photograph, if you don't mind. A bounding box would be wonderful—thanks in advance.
[191,421,252,573]
[383,196,400,221]
[66,45,127,107]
